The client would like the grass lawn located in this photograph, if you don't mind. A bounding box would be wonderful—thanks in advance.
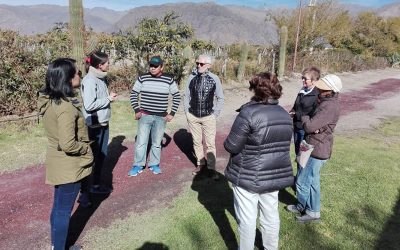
[0,100,136,173]
[82,118,400,250]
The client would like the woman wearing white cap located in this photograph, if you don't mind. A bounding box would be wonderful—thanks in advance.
[286,74,342,223]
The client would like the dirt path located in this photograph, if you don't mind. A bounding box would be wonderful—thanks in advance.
[0,68,399,249]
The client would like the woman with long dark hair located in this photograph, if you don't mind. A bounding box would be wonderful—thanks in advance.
[38,58,93,250]
[224,72,293,249]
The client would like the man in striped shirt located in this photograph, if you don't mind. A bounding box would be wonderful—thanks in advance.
[128,55,181,176]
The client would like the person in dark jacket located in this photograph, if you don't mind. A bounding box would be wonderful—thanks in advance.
[289,67,320,156]
[224,72,293,250]
[184,54,224,180]
[286,74,342,223]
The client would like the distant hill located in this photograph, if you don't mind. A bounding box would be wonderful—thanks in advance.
[111,2,277,45]
[376,3,400,18]
[0,4,125,34]
[0,2,399,45]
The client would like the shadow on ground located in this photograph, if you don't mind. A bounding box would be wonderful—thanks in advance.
[191,171,238,250]
[67,135,128,246]
[103,135,128,188]
[375,190,400,249]
[173,128,197,166]
[136,241,169,250]
[67,193,110,247]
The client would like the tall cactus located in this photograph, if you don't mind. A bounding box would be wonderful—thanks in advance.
[278,26,288,79]
[180,45,194,90]
[69,0,85,74]
[237,42,249,83]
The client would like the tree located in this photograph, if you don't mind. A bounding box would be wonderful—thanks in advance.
[116,12,194,83]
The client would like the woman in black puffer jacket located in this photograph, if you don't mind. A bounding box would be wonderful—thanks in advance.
[224,72,293,250]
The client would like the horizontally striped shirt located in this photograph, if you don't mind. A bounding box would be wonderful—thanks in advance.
[130,73,181,116]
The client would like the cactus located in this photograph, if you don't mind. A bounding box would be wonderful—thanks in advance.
[278,26,288,79]
[69,0,85,74]
[237,42,249,82]
[85,35,99,55]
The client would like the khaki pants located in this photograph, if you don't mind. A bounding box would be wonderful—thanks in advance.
[186,112,216,170]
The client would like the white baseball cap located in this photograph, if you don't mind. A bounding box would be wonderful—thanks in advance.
[315,74,342,93]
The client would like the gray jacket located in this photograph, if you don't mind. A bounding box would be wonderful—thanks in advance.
[80,67,111,126]
[224,100,294,193]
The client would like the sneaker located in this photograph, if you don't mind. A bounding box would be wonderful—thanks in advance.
[77,192,91,207]
[128,165,143,177]
[90,185,113,194]
[285,205,301,214]
[149,165,162,174]
[192,165,204,176]
[296,214,321,223]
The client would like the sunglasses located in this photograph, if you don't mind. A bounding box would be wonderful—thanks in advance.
[196,62,207,67]
[149,64,160,68]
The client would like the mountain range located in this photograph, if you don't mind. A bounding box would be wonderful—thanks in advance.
[0,2,399,45]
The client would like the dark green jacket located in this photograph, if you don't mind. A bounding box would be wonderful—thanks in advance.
[38,93,92,185]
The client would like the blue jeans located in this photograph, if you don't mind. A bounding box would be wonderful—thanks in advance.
[295,157,327,218]
[50,182,81,250]
[88,125,109,185]
[134,114,166,166]
[293,129,305,156]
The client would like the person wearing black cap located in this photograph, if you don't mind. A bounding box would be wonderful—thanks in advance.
[286,74,342,223]
[128,55,181,176]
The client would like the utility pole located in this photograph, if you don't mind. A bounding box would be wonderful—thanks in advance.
[309,0,317,32]
[292,0,303,72]
[308,0,317,53]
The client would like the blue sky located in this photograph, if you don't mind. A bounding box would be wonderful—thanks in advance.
[0,0,397,11]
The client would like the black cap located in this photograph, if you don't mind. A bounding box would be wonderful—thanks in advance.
[149,56,163,66]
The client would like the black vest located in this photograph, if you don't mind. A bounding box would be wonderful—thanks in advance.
[188,74,216,117]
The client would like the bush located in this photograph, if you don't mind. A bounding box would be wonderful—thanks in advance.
[0,30,46,116]
[288,49,388,74]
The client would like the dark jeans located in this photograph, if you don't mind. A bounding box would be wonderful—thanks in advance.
[50,182,81,250]
[88,125,109,186]
[293,129,305,156]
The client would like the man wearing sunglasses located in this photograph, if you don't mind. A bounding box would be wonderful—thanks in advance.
[184,54,224,180]
[128,55,181,177]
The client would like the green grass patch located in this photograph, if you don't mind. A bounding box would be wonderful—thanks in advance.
[82,118,400,250]
[0,120,47,173]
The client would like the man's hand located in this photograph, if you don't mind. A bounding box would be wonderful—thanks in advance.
[135,112,142,120]
[164,114,174,122]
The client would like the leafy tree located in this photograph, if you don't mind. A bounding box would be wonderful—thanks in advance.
[116,12,194,83]
[190,39,216,52]
[347,12,400,58]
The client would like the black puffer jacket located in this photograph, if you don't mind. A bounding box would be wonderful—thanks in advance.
[188,73,216,117]
[224,100,294,193]
[291,87,319,130]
